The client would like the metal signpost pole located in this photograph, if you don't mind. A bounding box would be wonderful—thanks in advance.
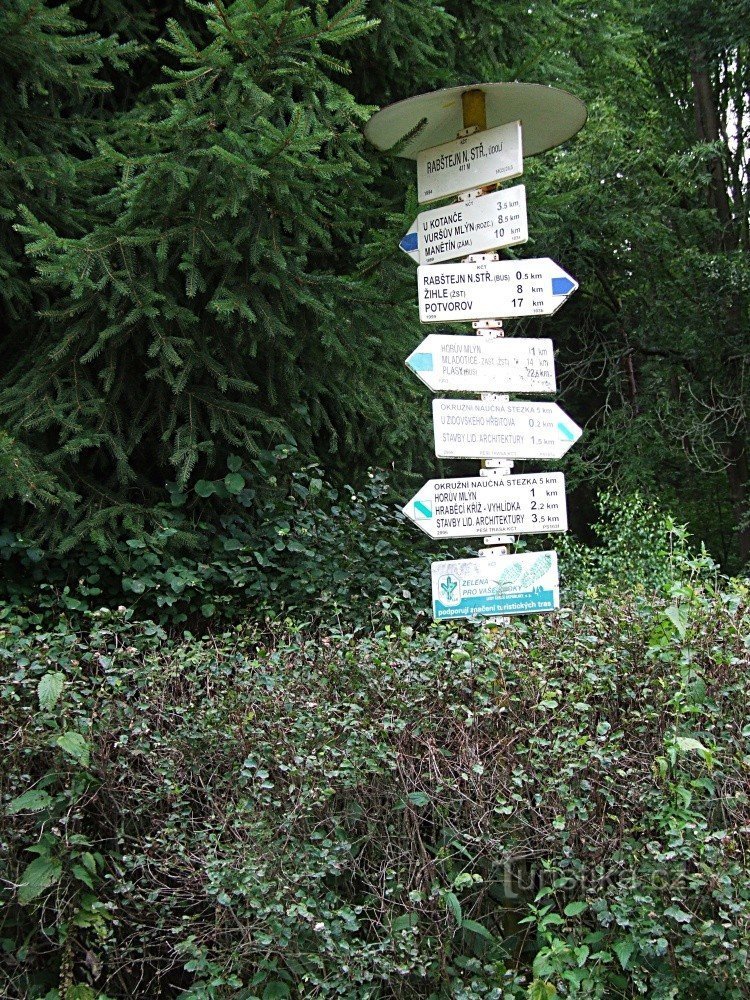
[458,89,513,624]
[365,82,587,625]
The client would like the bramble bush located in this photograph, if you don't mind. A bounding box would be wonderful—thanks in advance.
[2,548,749,997]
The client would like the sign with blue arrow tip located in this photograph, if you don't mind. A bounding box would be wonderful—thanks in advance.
[418,257,578,322]
[399,185,528,264]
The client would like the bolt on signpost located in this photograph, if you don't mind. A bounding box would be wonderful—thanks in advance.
[365,83,587,623]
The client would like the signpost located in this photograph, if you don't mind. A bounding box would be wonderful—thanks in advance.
[433,398,582,460]
[432,551,559,621]
[399,185,528,264]
[403,473,567,539]
[365,83,587,623]
[405,334,555,394]
[418,258,578,322]
[417,121,522,203]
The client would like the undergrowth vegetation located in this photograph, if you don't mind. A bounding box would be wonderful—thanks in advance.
[2,499,749,998]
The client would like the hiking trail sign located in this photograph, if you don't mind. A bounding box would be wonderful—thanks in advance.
[365,83,587,622]
[416,121,523,203]
[418,257,578,322]
[403,473,568,539]
[432,398,582,460]
[405,334,555,394]
[400,184,528,264]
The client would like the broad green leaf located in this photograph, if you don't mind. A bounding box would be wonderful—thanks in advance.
[573,944,590,967]
[194,480,216,497]
[444,890,462,926]
[72,864,94,889]
[7,789,53,814]
[392,912,419,932]
[38,671,65,711]
[67,985,96,1000]
[56,731,91,767]
[612,938,635,970]
[18,856,62,905]
[406,791,430,806]
[564,900,588,917]
[673,736,708,757]
[263,984,290,1000]
[227,454,242,472]
[461,918,494,941]
[224,472,245,494]
[664,905,693,923]
[527,979,557,999]
[664,605,688,639]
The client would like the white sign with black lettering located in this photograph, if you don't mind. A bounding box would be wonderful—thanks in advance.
[417,121,523,203]
[400,185,528,264]
[417,257,578,322]
[405,334,555,394]
[403,473,567,539]
[432,398,582,460]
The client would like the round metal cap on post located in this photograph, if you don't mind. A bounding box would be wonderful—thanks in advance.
[364,82,586,158]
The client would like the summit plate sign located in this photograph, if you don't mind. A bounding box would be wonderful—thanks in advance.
[417,121,523,203]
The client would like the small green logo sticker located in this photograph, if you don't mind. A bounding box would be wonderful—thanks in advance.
[439,575,460,606]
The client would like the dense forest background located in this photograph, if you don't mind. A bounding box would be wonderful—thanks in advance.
[0,0,748,587]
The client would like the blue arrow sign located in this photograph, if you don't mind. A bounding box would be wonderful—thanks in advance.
[400,231,418,253]
[408,352,434,372]
[552,276,576,296]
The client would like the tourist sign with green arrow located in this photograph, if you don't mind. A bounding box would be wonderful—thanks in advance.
[403,473,567,539]
[432,398,582,460]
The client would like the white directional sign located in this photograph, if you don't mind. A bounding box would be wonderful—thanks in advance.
[417,121,523,203]
[405,335,555,394]
[432,398,582,460]
[418,257,578,322]
[432,550,559,621]
[404,473,567,540]
[400,185,528,264]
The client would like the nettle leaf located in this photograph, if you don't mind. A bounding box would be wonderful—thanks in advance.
[18,856,62,906]
[262,984,291,1000]
[527,978,557,999]
[38,671,65,710]
[7,789,54,814]
[664,604,688,639]
[612,938,635,970]
[56,731,91,767]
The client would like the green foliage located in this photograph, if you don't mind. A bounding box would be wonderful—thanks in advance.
[558,490,717,594]
[1,449,455,626]
[2,575,749,997]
